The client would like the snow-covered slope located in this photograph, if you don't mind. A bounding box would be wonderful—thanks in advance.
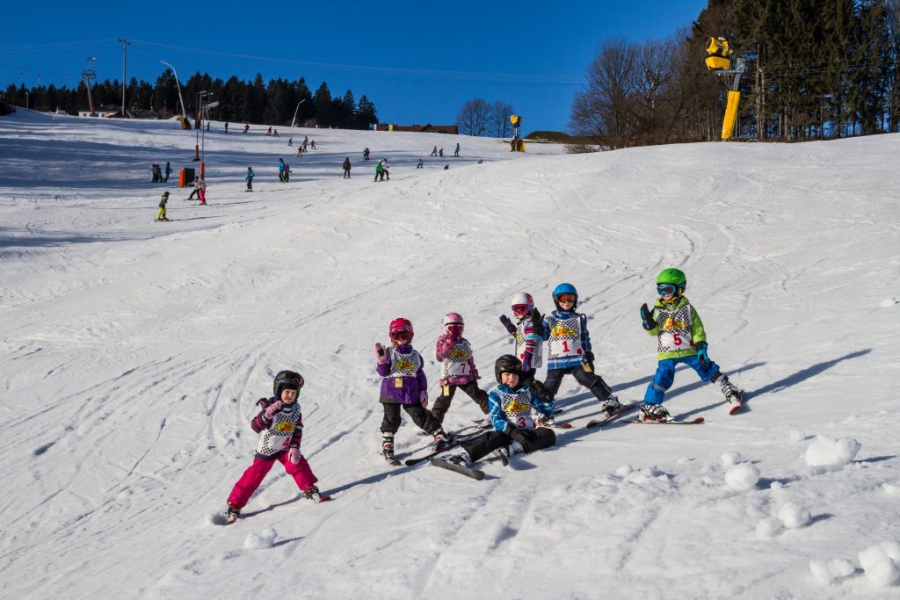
[1,111,898,598]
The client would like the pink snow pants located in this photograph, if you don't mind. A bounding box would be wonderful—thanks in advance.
[227,452,317,509]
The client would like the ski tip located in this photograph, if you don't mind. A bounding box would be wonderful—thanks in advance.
[728,404,742,415]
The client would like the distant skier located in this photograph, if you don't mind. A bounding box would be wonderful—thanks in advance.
[416,159,423,169]
[197,178,208,205]
[454,143,460,157]
[287,137,293,147]
[163,161,172,182]
[638,269,745,421]
[187,177,201,200]
[310,140,316,150]
[363,147,370,161]
[224,121,229,133]
[245,167,254,192]
[375,318,452,464]
[155,191,170,221]
[266,126,273,136]
[243,123,249,134]
[374,158,389,182]
[440,355,557,470]
[430,146,438,157]
[342,157,351,179]
[225,370,326,524]
[278,157,285,182]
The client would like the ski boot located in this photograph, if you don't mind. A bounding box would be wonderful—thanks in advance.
[600,395,623,415]
[226,503,241,524]
[303,484,324,503]
[639,403,672,422]
[382,434,400,466]
[447,451,473,468]
[719,375,744,414]
[432,429,453,452]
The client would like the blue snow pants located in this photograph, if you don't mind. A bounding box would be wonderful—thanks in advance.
[644,355,719,405]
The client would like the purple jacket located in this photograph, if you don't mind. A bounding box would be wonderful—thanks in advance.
[376,344,427,405]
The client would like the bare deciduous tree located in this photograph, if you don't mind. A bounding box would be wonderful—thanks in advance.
[456,98,491,136]
[488,100,515,137]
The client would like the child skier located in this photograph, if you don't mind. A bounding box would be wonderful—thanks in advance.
[430,313,489,425]
[441,355,557,469]
[376,318,452,463]
[197,178,207,205]
[638,268,745,421]
[155,191,170,221]
[499,292,544,376]
[539,283,621,415]
[245,167,254,192]
[225,370,325,524]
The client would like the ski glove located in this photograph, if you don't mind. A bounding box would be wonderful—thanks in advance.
[506,425,528,446]
[640,303,656,331]
[420,390,428,408]
[263,400,284,420]
[522,353,532,373]
[499,314,516,335]
[531,308,544,336]
[584,351,595,370]
[375,342,388,365]
[530,380,554,402]
[288,446,303,465]
[695,341,709,366]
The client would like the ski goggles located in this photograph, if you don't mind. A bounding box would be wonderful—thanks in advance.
[276,375,304,391]
[390,330,411,340]
[657,283,680,296]
[556,294,577,303]
[511,304,531,315]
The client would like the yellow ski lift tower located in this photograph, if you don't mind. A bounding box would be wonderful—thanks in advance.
[509,115,526,152]
[705,37,746,140]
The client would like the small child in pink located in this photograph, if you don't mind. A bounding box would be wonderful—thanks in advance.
[226,370,324,523]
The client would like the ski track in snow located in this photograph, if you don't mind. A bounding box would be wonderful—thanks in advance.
[0,111,898,598]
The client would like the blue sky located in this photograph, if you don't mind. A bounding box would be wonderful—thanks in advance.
[1,1,707,133]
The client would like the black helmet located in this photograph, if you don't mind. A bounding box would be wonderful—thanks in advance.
[273,370,304,398]
[494,354,523,383]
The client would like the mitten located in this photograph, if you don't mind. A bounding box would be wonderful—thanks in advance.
[584,350,595,369]
[506,424,528,445]
[522,353,532,373]
[420,390,428,408]
[530,380,554,402]
[531,308,544,336]
[695,341,709,366]
[436,336,453,358]
[640,303,656,331]
[264,400,284,420]
[499,314,516,335]
[375,342,388,365]
[288,446,302,465]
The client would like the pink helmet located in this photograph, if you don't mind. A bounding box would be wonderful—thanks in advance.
[442,312,464,333]
[389,318,414,341]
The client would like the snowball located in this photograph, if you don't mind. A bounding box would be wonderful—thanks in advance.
[858,541,900,570]
[244,527,278,549]
[883,483,900,497]
[863,557,900,587]
[756,517,783,538]
[725,463,760,491]
[615,464,633,477]
[809,558,855,585]
[778,503,812,528]
[789,428,806,443]
[804,435,861,471]
[720,451,742,467]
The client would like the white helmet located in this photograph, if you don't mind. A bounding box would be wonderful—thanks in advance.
[510,292,534,313]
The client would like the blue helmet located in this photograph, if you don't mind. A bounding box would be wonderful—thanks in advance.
[552,283,578,310]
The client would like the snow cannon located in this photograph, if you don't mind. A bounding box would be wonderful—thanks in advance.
[705,37,733,71]
[509,115,526,152]
[705,37,746,141]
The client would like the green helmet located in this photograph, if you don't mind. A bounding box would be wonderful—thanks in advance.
[656,268,687,296]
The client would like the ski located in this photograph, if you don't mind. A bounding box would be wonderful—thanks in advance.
[383,454,401,467]
[492,448,509,467]
[585,402,639,428]
[538,420,573,430]
[430,458,485,480]
[630,416,705,425]
[403,432,482,466]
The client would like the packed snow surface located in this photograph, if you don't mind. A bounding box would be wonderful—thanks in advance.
[1,111,899,598]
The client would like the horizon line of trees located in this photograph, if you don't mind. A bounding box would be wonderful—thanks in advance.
[2,70,378,129]
[570,0,900,149]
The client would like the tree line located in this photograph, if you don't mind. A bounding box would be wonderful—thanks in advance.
[3,70,378,129]
[570,0,900,148]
